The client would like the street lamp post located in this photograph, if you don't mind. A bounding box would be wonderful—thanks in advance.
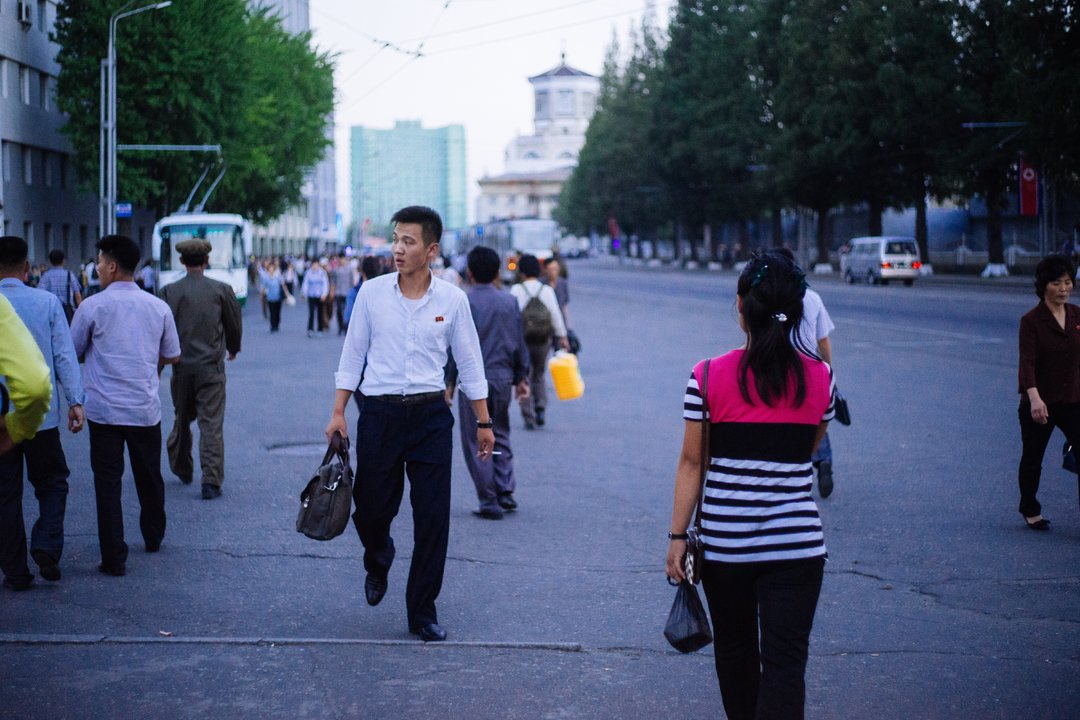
[103,1,171,236]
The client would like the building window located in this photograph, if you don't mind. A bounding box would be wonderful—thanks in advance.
[59,155,68,188]
[37,1,46,31]
[2,142,10,182]
[23,146,32,185]
[20,66,31,104]
[39,74,48,110]
[1,58,8,98]
[44,223,53,248]
[24,222,34,249]
[535,90,549,116]
[43,150,52,186]
[556,90,575,116]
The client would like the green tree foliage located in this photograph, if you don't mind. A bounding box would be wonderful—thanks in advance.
[558,1,1078,265]
[54,0,334,224]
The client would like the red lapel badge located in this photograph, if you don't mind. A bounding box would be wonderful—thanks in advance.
[435,316,445,323]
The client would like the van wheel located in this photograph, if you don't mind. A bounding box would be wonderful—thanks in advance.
[866,270,876,286]
[880,278,890,286]
[845,269,855,284]
[904,279,914,286]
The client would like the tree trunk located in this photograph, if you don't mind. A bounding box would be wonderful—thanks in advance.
[868,198,884,236]
[772,208,783,248]
[738,220,750,260]
[815,207,830,266]
[986,184,1005,265]
[672,221,682,262]
[914,196,929,265]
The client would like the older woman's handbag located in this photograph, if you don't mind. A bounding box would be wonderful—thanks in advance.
[296,432,353,541]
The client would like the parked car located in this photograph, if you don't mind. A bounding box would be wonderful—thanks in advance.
[841,236,921,286]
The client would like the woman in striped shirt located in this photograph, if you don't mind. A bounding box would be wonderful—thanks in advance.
[666,250,834,720]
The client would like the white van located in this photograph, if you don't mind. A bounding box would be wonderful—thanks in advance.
[841,236,921,286]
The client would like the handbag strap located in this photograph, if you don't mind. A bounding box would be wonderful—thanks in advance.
[322,431,351,467]
[694,359,711,534]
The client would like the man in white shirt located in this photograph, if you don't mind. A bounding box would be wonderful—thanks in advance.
[326,206,494,643]
[510,255,568,429]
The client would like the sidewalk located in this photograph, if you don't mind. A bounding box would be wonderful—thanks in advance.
[586,253,1034,291]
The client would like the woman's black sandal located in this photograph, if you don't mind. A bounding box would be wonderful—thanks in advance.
[1024,517,1051,531]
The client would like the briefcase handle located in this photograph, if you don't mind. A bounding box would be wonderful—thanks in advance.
[321,431,350,466]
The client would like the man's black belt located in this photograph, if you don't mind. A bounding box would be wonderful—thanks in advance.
[367,391,445,406]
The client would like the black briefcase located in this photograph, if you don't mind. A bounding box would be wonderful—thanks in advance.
[296,432,353,541]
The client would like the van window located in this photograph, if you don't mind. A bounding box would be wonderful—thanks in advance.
[885,241,917,255]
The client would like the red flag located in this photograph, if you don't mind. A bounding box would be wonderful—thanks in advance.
[1019,161,1038,216]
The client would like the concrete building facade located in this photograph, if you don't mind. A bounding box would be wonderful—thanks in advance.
[0,0,156,271]
[350,120,467,235]
[476,55,598,223]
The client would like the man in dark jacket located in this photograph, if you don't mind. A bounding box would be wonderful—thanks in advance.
[448,246,530,518]
[161,239,242,499]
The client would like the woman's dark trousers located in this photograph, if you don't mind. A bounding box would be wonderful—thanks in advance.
[1017,400,1080,517]
[701,557,825,720]
[267,299,282,332]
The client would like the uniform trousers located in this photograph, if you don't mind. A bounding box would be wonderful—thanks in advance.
[168,366,227,487]
[701,557,825,720]
[0,428,70,583]
[458,382,514,513]
[88,421,167,566]
[1017,400,1080,517]
[520,340,550,422]
[267,299,283,332]
[352,395,454,630]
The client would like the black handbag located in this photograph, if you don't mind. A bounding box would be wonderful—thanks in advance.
[296,432,353,541]
[833,387,851,426]
[664,579,714,653]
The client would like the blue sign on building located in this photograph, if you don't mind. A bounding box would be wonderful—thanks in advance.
[115,203,133,218]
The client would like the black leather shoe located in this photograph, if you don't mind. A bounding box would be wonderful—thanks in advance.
[201,483,222,499]
[31,549,61,581]
[496,493,518,511]
[98,562,126,577]
[3,575,33,591]
[817,461,834,498]
[145,539,161,553]
[472,509,504,520]
[535,408,545,427]
[364,573,387,606]
[410,622,447,642]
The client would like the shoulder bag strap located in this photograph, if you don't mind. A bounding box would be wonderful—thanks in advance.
[694,359,711,533]
[65,271,72,304]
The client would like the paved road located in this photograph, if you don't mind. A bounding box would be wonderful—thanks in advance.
[2,263,1078,719]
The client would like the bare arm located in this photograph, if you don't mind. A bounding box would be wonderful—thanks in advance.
[816,336,833,365]
[665,420,703,582]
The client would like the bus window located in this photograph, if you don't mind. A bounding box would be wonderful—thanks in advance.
[160,230,172,271]
[232,226,245,269]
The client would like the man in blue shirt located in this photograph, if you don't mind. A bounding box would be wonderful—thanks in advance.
[0,236,86,589]
[447,246,531,519]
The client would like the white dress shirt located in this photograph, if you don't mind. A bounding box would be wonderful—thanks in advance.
[334,272,488,400]
[510,279,568,338]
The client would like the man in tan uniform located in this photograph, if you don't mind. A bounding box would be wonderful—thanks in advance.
[161,239,242,499]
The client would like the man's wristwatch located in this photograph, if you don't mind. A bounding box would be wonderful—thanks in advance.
[476,420,494,429]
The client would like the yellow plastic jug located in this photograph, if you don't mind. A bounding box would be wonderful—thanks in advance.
[548,351,584,401]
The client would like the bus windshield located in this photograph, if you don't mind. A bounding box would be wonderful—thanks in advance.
[159,224,244,271]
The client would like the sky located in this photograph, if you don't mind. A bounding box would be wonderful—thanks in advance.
[308,0,675,226]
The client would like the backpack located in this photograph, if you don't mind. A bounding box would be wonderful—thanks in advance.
[520,284,554,344]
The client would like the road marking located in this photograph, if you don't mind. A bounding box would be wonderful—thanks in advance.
[841,317,1004,343]
[0,634,584,652]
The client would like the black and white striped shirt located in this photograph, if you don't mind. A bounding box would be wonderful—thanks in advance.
[683,350,834,564]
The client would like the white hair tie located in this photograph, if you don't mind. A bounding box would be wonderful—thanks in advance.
[772,312,788,322]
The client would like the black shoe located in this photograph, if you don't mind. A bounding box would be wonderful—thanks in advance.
[497,493,518,512]
[410,622,447,642]
[145,539,161,553]
[535,408,545,427]
[3,575,33,591]
[31,549,61,582]
[1024,516,1051,531]
[523,417,536,430]
[177,473,193,485]
[202,483,222,500]
[98,562,126,577]
[364,573,388,606]
[817,461,834,498]
[472,509,504,520]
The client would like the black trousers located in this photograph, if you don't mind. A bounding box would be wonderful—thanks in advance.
[701,557,825,720]
[334,296,348,334]
[307,297,321,332]
[1017,400,1080,517]
[0,427,70,583]
[267,299,282,332]
[88,421,167,566]
[352,396,453,629]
